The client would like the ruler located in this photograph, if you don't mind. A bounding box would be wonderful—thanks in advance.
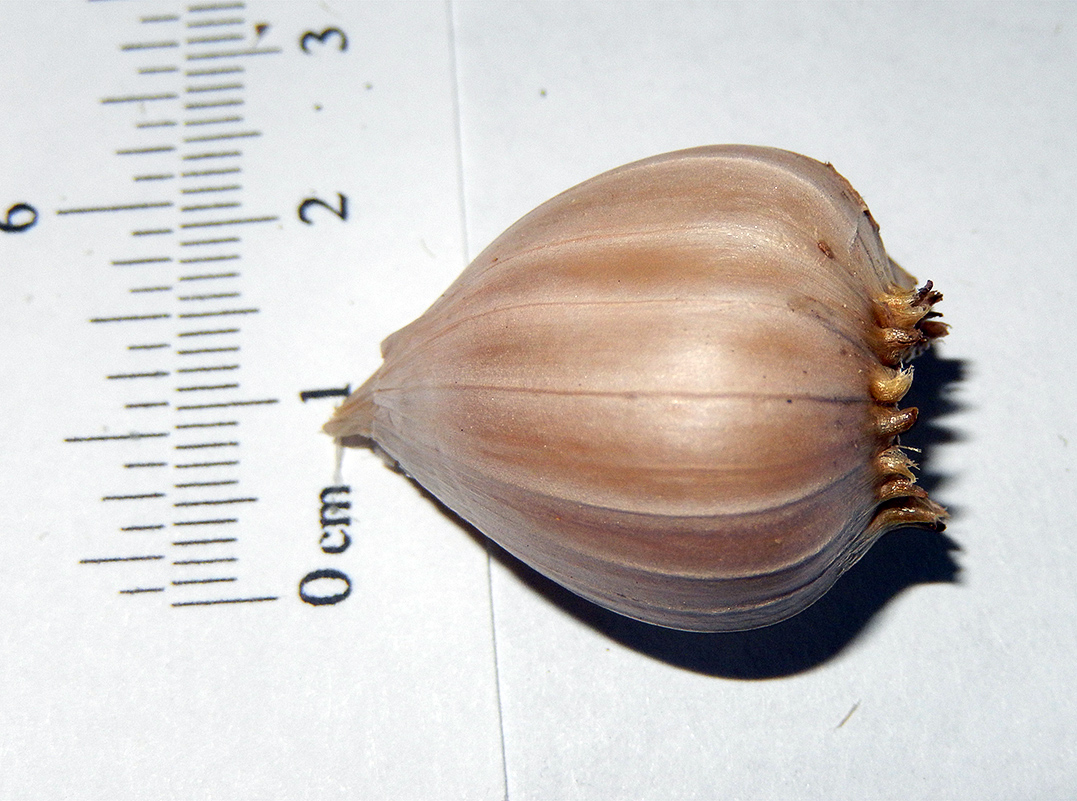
[58,3,291,606]
[1,0,464,612]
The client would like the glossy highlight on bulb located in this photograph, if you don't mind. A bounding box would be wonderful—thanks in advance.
[325,145,948,632]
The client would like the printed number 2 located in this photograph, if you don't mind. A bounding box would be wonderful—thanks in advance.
[300,28,348,54]
[298,194,348,225]
[1,203,37,233]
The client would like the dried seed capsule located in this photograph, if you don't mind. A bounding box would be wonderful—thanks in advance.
[325,145,947,632]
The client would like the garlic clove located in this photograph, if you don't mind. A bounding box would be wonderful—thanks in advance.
[325,145,947,632]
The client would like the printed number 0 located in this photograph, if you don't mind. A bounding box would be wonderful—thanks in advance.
[300,28,348,54]
[298,193,348,225]
[1,203,37,233]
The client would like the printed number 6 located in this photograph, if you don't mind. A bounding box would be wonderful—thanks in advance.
[300,28,348,54]
[1,203,37,233]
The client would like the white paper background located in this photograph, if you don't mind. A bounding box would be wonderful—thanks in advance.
[2,2,1075,799]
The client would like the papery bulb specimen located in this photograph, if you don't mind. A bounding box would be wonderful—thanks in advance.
[325,145,947,632]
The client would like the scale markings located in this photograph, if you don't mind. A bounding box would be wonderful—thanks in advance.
[91,313,171,323]
[126,462,168,469]
[176,399,277,409]
[187,47,282,60]
[176,363,240,371]
[172,596,279,607]
[174,557,237,565]
[175,479,238,487]
[104,492,166,501]
[174,460,239,468]
[65,432,168,442]
[121,524,166,531]
[173,577,237,585]
[178,307,257,318]
[121,587,166,594]
[112,256,172,265]
[177,346,239,354]
[126,402,170,409]
[184,130,260,142]
[117,145,177,155]
[120,41,180,52]
[107,371,170,379]
[100,92,178,104]
[181,201,241,211]
[80,555,165,564]
[57,201,172,214]
[174,497,255,507]
[174,441,239,449]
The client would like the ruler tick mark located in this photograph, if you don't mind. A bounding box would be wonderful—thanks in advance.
[132,228,175,235]
[128,343,171,350]
[185,82,244,93]
[173,577,237,585]
[107,371,170,379]
[175,383,241,391]
[120,524,167,531]
[91,314,171,323]
[101,93,179,104]
[173,460,239,468]
[179,216,276,228]
[121,587,167,594]
[186,19,244,29]
[181,167,241,178]
[80,555,164,564]
[178,293,241,301]
[172,597,279,607]
[178,308,257,318]
[184,131,260,143]
[142,14,181,23]
[177,399,277,410]
[120,41,180,51]
[105,493,166,501]
[181,184,241,193]
[177,327,239,337]
[129,286,173,293]
[174,497,255,507]
[135,120,178,129]
[175,421,238,429]
[176,363,240,371]
[117,145,177,156]
[177,346,239,354]
[184,99,244,109]
[126,402,170,409]
[112,256,172,265]
[187,2,247,12]
[57,201,172,215]
[181,202,241,212]
[178,272,240,281]
[174,441,239,449]
[186,47,282,61]
[174,557,237,565]
[126,462,169,469]
[65,432,168,442]
[185,116,243,126]
[175,480,239,488]
[187,34,245,45]
[139,66,180,74]
[182,149,242,160]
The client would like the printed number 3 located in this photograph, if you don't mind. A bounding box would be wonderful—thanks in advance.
[300,28,348,54]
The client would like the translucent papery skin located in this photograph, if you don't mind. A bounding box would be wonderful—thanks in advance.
[328,145,945,632]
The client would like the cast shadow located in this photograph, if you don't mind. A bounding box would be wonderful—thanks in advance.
[403,349,969,680]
